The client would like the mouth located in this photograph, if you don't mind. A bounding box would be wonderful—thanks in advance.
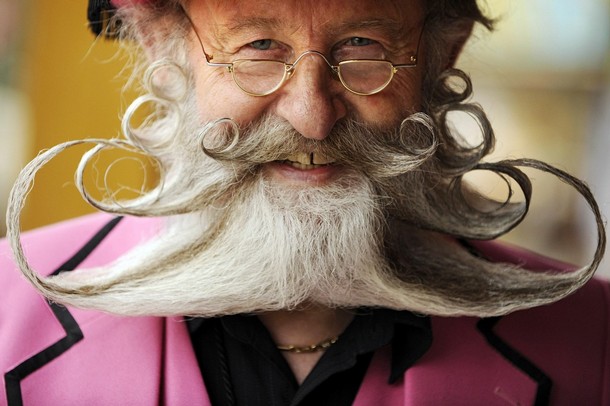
[280,152,336,170]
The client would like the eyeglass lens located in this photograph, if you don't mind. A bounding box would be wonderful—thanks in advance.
[338,60,394,95]
[232,60,287,96]
[231,59,396,96]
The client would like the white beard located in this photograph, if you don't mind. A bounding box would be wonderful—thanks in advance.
[8,93,598,318]
[46,170,401,316]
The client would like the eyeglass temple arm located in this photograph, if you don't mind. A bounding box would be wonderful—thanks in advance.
[394,16,426,69]
[393,55,419,69]
[180,4,231,67]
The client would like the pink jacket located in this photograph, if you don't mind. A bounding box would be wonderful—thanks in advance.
[1,213,609,405]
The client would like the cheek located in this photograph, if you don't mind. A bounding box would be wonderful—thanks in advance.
[348,72,423,126]
[193,76,274,124]
[354,89,421,127]
[189,56,273,124]
[194,75,232,118]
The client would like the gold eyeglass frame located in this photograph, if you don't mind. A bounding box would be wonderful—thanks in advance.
[182,7,424,97]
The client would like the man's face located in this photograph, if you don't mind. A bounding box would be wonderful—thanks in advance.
[185,0,426,185]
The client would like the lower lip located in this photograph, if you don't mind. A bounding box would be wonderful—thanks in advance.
[264,161,341,184]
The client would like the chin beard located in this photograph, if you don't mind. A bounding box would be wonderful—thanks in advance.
[37,171,398,316]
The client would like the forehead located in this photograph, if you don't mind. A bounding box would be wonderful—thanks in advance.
[188,0,424,39]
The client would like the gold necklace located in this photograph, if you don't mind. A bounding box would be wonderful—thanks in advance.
[276,336,339,353]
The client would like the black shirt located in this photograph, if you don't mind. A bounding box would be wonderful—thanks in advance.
[188,309,432,406]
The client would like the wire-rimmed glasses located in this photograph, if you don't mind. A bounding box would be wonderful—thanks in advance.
[205,51,418,96]
[183,9,422,97]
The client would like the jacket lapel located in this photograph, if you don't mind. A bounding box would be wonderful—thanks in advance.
[3,214,208,405]
[352,317,539,406]
[161,317,211,405]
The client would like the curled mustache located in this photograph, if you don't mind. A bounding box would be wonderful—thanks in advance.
[200,113,438,180]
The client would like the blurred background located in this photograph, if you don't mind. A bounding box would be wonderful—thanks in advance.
[1,0,609,278]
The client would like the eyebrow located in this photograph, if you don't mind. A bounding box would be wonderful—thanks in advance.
[216,17,283,43]
[331,19,410,39]
[215,17,412,44]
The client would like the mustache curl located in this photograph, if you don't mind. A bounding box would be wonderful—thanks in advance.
[200,113,439,181]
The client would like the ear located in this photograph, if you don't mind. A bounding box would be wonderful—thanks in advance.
[445,20,474,69]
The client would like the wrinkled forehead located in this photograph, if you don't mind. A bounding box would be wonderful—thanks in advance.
[110,0,426,23]
[190,0,423,29]
[186,0,425,37]
[186,0,424,18]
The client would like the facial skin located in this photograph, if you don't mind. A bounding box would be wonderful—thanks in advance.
[185,0,426,184]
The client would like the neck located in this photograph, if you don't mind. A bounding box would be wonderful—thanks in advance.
[257,304,354,384]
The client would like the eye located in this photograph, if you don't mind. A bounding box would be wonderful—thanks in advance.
[334,37,385,61]
[238,38,289,60]
[346,37,374,47]
[249,39,274,50]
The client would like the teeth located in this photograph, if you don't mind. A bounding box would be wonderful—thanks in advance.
[285,152,335,166]
[312,153,334,165]
[287,152,311,165]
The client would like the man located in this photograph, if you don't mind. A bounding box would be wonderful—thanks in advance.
[1,0,608,405]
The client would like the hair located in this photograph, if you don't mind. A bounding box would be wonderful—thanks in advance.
[5,0,606,318]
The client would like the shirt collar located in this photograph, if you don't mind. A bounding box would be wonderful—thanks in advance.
[187,308,432,384]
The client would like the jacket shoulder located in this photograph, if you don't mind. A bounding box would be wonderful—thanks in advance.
[0,212,163,317]
[414,239,609,404]
[1,213,162,277]
[492,276,610,403]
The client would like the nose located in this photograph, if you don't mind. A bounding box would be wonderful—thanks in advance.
[274,52,346,140]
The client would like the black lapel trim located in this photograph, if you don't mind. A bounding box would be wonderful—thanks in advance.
[477,317,552,406]
[4,216,124,406]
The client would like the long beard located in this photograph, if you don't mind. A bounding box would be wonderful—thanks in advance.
[8,108,600,318]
